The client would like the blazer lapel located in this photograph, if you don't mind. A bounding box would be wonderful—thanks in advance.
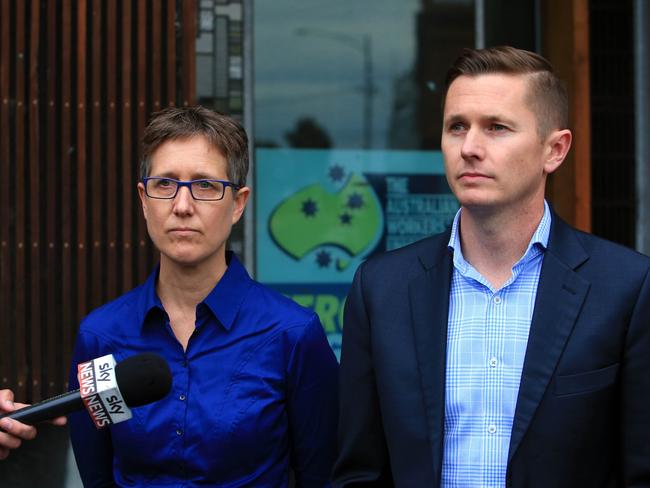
[508,216,590,462]
[409,237,453,485]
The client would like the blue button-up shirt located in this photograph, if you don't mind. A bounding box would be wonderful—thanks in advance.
[68,252,339,487]
[441,202,551,487]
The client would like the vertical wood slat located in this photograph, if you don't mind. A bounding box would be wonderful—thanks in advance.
[90,0,102,312]
[572,0,591,232]
[0,0,196,401]
[29,0,41,401]
[152,0,161,112]
[122,0,133,292]
[44,0,58,398]
[77,0,87,332]
[167,0,177,106]
[15,0,27,400]
[136,0,148,282]
[182,0,197,105]
[61,0,72,389]
[107,0,118,299]
[542,0,592,232]
[0,0,11,390]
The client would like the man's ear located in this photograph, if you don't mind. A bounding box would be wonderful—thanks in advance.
[231,186,251,225]
[543,129,572,175]
[137,182,148,221]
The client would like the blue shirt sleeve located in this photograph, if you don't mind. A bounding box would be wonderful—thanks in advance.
[68,329,116,488]
[286,314,339,487]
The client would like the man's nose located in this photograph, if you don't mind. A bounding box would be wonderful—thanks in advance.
[460,128,485,161]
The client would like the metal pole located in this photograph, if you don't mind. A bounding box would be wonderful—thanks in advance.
[363,35,373,150]
[475,0,485,48]
[243,0,255,275]
[635,0,650,253]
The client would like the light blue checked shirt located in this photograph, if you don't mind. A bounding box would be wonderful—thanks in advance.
[441,201,551,487]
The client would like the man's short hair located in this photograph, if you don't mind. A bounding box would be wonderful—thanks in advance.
[140,106,249,186]
[442,46,568,138]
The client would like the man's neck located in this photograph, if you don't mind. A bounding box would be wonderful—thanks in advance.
[458,201,545,290]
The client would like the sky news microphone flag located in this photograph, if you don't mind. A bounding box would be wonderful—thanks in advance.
[0,353,172,427]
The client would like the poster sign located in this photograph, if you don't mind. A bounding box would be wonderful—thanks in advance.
[256,148,458,358]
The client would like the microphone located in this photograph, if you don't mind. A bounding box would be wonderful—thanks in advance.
[0,353,172,428]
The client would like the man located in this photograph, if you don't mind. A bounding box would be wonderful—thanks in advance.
[333,46,650,487]
[69,106,338,486]
[0,389,66,460]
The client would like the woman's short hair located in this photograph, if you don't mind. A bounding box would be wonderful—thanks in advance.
[140,106,249,186]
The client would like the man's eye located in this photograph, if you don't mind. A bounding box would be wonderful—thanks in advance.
[157,179,174,187]
[448,123,465,132]
[197,180,214,189]
[490,124,507,132]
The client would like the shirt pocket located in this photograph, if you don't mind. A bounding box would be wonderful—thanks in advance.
[554,362,619,396]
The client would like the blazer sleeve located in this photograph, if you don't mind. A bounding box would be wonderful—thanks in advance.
[68,329,115,488]
[332,263,393,487]
[622,267,650,486]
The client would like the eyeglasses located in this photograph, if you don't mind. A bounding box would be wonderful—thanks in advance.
[142,177,240,201]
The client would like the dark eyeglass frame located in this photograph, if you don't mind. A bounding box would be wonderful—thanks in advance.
[142,177,241,201]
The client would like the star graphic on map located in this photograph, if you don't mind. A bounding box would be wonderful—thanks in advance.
[301,198,318,217]
[347,192,364,210]
[339,213,352,225]
[328,164,346,183]
[316,250,332,268]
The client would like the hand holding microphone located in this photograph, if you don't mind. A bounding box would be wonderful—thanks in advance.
[0,353,172,432]
[0,389,66,460]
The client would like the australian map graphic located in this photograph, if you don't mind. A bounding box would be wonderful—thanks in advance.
[268,168,382,271]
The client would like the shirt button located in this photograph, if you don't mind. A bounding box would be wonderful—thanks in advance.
[488,425,497,434]
[179,394,186,401]
[489,357,498,368]
[181,360,188,367]
[493,296,502,304]
[176,429,183,436]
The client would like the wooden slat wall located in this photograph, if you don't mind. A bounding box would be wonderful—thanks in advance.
[0,0,197,402]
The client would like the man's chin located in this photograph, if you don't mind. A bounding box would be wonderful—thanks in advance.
[456,193,498,209]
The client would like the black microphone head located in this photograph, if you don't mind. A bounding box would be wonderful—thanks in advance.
[114,353,172,407]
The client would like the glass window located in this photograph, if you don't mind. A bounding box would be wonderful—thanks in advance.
[254,0,474,150]
[253,0,474,357]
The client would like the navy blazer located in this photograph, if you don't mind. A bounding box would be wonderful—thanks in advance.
[333,214,650,487]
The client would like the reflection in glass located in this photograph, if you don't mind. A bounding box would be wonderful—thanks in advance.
[254,0,474,150]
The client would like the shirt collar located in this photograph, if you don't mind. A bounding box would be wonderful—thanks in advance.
[447,200,552,270]
[135,251,253,334]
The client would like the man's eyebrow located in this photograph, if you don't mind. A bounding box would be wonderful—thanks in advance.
[443,114,465,124]
[443,113,518,125]
[483,114,515,123]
